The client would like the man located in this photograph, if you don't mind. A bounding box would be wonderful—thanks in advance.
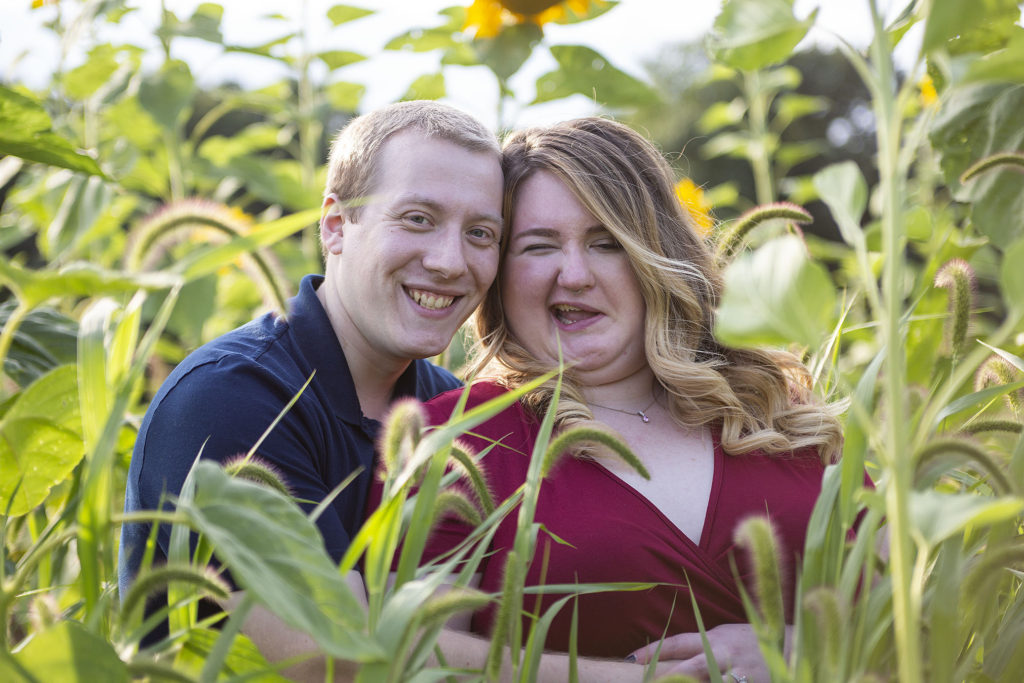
[119,99,502,632]
[120,100,646,681]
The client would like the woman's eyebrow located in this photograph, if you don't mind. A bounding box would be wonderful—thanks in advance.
[510,227,559,241]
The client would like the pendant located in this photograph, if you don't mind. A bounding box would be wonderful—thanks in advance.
[637,410,650,423]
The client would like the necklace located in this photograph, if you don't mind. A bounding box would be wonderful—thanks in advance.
[587,396,658,424]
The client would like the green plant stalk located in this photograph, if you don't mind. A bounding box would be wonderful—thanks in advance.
[744,70,775,205]
[867,0,919,680]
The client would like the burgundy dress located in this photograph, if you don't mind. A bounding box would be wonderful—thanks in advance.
[368,381,831,658]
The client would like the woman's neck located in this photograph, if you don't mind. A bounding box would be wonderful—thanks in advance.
[579,366,658,408]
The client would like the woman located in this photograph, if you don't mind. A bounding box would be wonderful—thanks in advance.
[380,117,844,679]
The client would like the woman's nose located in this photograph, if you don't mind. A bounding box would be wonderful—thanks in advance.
[556,248,595,292]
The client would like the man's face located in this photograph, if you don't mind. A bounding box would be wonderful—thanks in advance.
[319,130,503,367]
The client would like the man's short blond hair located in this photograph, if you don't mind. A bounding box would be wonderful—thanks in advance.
[324,100,499,216]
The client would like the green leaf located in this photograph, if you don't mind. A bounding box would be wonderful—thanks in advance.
[0,412,83,517]
[0,260,178,308]
[325,81,366,111]
[909,490,1024,548]
[401,73,446,101]
[696,99,747,134]
[183,462,383,660]
[157,2,224,44]
[0,303,78,387]
[221,157,320,209]
[715,234,836,348]
[706,0,817,71]
[929,82,1024,248]
[533,45,659,108]
[1001,237,1024,313]
[175,627,288,681]
[198,123,283,166]
[0,86,105,176]
[813,161,867,248]
[40,174,111,260]
[315,49,366,70]
[475,22,542,82]
[386,10,463,54]
[60,44,121,100]
[2,621,129,682]
[922,0,1020,55]
[773,93,828,131]
[327,4,375,26]
[138,59,195,131]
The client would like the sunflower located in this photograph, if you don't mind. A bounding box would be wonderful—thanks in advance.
[674,178,714,237]
[464,0,601,39]
[918,74,938,107]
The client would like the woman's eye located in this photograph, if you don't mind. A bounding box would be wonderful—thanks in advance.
[593,240,621,251]
[522,243,554,252]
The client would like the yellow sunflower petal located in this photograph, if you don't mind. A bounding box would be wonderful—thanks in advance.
[675,178,714,236]
[464,0,507,39]
[919,74,937,107]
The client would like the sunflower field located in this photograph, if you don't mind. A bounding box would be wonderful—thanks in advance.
[2,0,1024,681]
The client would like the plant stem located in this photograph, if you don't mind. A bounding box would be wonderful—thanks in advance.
[867,1,920,681]
[0,300,30,384]
[744,70,775,205]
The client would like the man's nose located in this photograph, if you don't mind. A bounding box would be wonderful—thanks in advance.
[422,226,469,279]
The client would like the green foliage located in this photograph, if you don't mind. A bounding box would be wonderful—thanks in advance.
[3,0,1024,680]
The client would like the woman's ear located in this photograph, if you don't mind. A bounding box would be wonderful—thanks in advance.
[320,193,346,255]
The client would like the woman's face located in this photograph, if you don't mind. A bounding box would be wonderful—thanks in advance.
[500,170,648,386]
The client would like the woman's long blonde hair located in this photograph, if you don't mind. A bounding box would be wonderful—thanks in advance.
[466,117,842,463]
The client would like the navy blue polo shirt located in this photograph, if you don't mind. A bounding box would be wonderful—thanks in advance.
[119,274,460,594]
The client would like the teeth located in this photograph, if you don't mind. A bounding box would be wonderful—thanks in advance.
[409,288,455,310]
[553,304,581,312]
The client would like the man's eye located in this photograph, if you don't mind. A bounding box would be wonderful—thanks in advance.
[405,213,430,226]
[467,227,496,243]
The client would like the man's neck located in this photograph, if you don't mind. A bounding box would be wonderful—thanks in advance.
[315,284,410,421]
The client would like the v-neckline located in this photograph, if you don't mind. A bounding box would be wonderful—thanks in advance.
[584,431,725,553]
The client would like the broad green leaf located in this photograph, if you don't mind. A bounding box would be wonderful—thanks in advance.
[2,621,128,682]
[1001,237,1024,313]
[922,0,1020,54]
[533,45,659,108]
[0,259,178,308]
[706,0,817,71]
[697,99,747,134]
[909,490,1024,548]
[156,2,224,44]
[476,22,542,82]
[225,33,297,60]
[934,379,1024,426]
[929,82,1024,248]
[220,157,319,209]
[175,627,288,682]
[327,4,375,26]
[0,415,83,517]
[962,29,1024,83]
[60,44,121,100]
[402,73,446,101]
[0,303,78,387]
[138,59,195,130]
[41,174,111,259]
[0,85,105,176]
[184,462,383,660]
[773,93,828,131]
[715,235,836,348]
[702,131,752,159]
[198,124,283,166]
[325,81,366,111]
[386,9,463,53]
[315,49,366,70]
[813,161,867,248]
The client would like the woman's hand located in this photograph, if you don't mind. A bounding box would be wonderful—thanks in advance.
[629,623,789,683]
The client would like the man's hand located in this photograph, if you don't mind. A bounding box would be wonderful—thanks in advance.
[628,623,790,683]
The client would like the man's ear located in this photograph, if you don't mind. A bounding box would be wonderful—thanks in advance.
[320,193,346,255]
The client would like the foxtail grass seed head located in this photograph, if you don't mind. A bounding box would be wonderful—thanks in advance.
[120,564,230,626]
[914,437,1014,495]
[126,199,254,272]
[934,258,976,363]
[803,587,844,671]
[543,425,649,479]
[734,516,785,641]
[959,151,1024,184]
[975,355,1024,419]
[379,398,426,476]
[714,201,812,261]
[27,594,60,633]
[447,440,495,514]
[486,550,522,681]
[961,419,1023,435]
[432,489,483,527]
[223,454,292,497]
[419,587,492,628]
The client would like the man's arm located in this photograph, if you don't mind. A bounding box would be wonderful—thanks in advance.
[226,571,654,683]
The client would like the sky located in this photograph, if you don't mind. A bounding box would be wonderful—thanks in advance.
[0,0,904,130]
